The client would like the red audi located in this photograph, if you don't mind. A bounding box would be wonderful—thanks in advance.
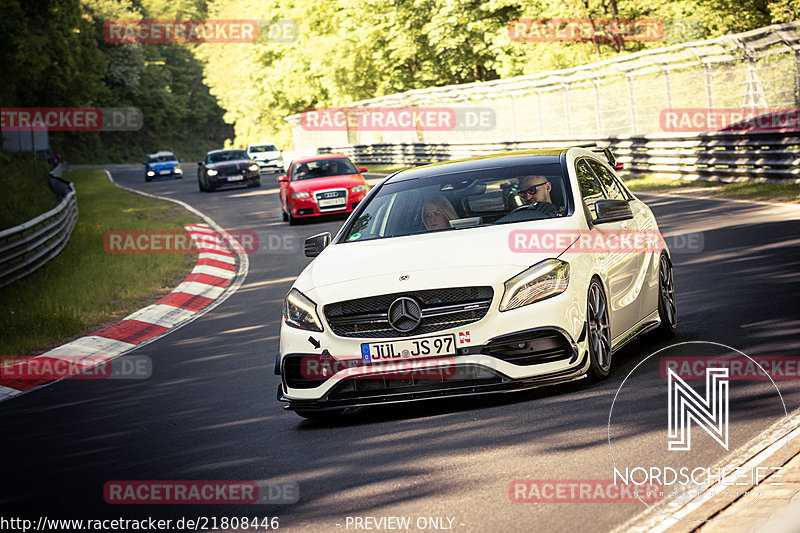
[278,154,370,225]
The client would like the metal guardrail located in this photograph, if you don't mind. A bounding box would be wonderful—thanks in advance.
[0,165,79,288]
[320,130,800,182]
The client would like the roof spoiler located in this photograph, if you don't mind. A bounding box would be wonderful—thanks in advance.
[574,144,624,170]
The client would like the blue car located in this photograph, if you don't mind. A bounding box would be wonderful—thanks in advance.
[145,151,183,181]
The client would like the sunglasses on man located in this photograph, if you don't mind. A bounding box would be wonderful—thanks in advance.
[519,182,549,197]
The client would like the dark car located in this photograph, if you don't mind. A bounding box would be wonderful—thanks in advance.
[197,149,261,192]
[145,151,182,181]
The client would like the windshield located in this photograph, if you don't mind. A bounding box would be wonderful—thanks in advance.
[292,158,358,180]
[341,163,568,243]
[149,155,176,163]
[249,145,277,152]
[207,150,249,163]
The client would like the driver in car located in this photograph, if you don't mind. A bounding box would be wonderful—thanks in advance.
[517,175,558,216]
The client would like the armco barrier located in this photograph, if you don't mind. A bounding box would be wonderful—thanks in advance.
[319,130,800,182]
[0,164,78,288]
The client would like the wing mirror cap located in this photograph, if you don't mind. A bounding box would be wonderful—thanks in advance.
[304,232,331,257]
[593,199,633,225]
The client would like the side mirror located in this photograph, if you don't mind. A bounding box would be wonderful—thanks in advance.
[602,148,617,168]
[197,161,203,166]
[277,175,288,182]
[613,162,624,170]
[358,166,368,173]
[593,199,633,225]
[304,232,331,257]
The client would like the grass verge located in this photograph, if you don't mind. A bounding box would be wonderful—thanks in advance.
[621,174,800,204]
[0,151,58,230]
[0,169,200,357]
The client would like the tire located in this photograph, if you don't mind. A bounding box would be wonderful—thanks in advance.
[288,210,298,226]
[586,279,612,381]
[145,175,152,182]
[282,207,289,222]
[198,179,205,192]
[655,254,677,337]
[295,409,345,420]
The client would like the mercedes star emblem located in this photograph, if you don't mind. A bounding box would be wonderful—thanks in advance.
[387,297,422,332]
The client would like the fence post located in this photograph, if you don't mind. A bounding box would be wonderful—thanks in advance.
[536,90,543,137]
[703,62,714,109]
[591,76,602,135]
[627,74,638,133]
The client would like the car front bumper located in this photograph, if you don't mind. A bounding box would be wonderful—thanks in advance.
[147,167,182,178]
[256,160,283,171]
[207,170,260,186]
[277,283,591,411]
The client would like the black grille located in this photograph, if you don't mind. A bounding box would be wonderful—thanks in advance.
[326,364,505,402]
[324,286,493,338]
[483,329,574,366]
[315,189,347,211]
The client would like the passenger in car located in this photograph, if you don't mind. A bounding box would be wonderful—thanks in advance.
[422,195,458,230]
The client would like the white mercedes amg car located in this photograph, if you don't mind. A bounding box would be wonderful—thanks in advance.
[277,147,677,418]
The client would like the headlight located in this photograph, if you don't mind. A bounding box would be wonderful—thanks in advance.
[248,163,259,171]
[351,184,368,193]
[499,259,570,311]
[283,289,323,331]
[146,171,155,176]
[207,169,218,176]
[291,192,310,199]
[174,168,182,173]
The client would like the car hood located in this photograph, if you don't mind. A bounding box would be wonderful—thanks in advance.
[289,174,366,192]
[148,161,178,170]
[296,217,578,295]
[206,160,254,171]
[250,151,280,160]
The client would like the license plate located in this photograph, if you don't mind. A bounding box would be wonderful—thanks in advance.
[361,334,456,363]
[159,170,171,175]
[227,175,243,181]
[318,198,346,208]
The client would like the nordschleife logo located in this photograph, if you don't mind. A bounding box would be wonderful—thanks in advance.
[667,366,729,451]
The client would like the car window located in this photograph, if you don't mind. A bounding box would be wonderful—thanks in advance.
[292,158,357,180]
[587,159,627,201]
[340,163,567,243]
[249,145,277,152]
[208,150,248,163]
[576,159,605,219]
[149,155,176,163]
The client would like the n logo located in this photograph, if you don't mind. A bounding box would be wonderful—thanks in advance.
[667,367,729,451]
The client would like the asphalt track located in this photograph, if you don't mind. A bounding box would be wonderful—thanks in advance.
[0,166,798,532]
